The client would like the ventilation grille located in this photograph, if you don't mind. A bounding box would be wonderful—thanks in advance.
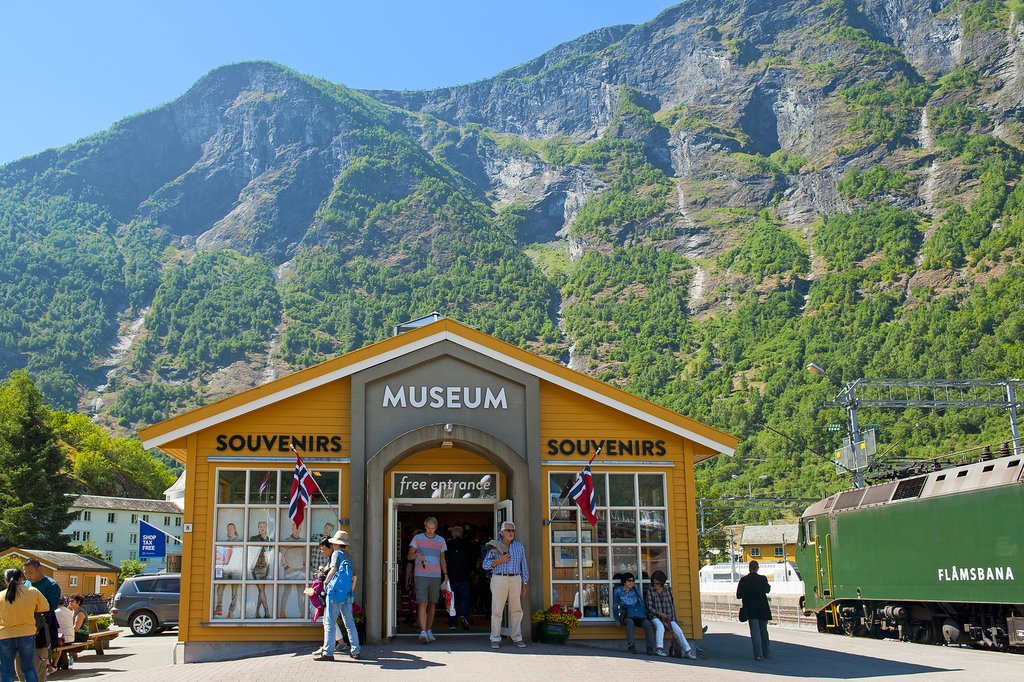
[892,476,927,501]
[833,489,866,511]
[860,482,898,507]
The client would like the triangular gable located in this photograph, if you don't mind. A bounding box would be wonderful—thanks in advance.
[0,548,58,572]
[139,319,737,459]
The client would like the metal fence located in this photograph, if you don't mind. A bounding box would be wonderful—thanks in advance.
[701,600,817,630]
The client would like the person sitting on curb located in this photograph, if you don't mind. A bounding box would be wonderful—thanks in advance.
[613,573,655,655]
[644,570,697,659]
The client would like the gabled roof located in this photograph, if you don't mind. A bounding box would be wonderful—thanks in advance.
[138,318,737,462]
[1,548,119,572]
[70,495,184,514]
[740,524,799,546]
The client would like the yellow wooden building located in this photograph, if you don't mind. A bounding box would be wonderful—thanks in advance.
[138,317,737,662]
[0,548,119,601]
[739,523,799,563]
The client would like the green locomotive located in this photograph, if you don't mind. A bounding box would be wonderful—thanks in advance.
[796,452,1024,650]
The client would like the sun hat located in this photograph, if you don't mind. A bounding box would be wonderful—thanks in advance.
[328,530,350,547]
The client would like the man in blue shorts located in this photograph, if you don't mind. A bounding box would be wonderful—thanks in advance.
[408,516,449,643]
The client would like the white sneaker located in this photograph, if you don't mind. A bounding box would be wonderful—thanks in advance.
[418,631,429,643]
[426,630,437,642]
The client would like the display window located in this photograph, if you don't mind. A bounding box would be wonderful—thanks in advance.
[548,472,669,621]
[212,468,341,621]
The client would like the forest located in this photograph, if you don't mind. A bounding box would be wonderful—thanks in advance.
[1,0,1023,531]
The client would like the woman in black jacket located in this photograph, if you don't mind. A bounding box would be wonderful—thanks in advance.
[735,561,772,660]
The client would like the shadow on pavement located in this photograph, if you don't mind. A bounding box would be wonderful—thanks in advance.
[694,633,961,679]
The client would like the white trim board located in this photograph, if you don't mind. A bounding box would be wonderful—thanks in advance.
[143,330,735,456]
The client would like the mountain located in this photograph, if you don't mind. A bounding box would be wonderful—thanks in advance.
[2,0,1023,517]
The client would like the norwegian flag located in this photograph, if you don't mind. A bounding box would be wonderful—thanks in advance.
[288,453,319,527]
[568,464,598,527]
[257,471,271,497]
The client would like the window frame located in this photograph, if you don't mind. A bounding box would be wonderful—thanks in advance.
[210,467,342,623]
[547,471,670,623]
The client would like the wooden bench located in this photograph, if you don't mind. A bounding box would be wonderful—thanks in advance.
[88,629,120,655]
[51,642,90,670]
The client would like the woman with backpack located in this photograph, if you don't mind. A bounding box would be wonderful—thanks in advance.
[1,568,49,682]
[313,531,361,661]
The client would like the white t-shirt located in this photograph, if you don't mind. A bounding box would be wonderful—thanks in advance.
[55,605,75,642]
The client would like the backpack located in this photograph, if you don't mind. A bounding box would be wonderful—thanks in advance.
[327,552,353,602]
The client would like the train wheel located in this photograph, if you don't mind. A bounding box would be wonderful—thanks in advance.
[816,613,828,633]
[913,621,938,645]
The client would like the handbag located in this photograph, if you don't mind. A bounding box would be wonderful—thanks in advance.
[739,606,747,623]
[251,546,270,580]
[663,616,683,658]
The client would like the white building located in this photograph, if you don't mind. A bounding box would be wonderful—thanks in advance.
[67,495,183,570]
[164,471,186,508]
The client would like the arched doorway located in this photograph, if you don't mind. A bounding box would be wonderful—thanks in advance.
[364,423,533,643]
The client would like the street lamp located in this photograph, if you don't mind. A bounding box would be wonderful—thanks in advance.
[806,362,828,378]
[731,474,768,498]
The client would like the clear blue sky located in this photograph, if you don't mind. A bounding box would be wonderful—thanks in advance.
[0,1,679,164]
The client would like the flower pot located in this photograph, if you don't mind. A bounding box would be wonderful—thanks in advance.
[537,621,570,645]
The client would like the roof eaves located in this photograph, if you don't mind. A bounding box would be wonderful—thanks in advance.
[140,319,737,456]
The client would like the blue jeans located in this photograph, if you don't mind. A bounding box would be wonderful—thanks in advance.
[447,580,471,626]
[0,634,38,682]
[322,596,360,656]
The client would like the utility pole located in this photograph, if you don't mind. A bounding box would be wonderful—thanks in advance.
[806,367,1024,486]
[729,528,737,581]
[699,497,705,536]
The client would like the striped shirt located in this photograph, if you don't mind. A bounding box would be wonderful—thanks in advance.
[644,584,676,619]
[483,538,529,584]
[410,532,447,578]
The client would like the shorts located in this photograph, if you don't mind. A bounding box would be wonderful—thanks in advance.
[414,576,442,603]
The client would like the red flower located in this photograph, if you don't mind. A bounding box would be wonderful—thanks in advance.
[574,609,583,619]
[550,604,562,615]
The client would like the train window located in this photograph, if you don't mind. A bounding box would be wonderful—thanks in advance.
[936,474,946,481]
[982,465,994,473]
[1009,460,1020,467]
[956,470,968,478]
[804,518,816,543]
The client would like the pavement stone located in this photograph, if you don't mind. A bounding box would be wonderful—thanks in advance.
[56,619,1023,680]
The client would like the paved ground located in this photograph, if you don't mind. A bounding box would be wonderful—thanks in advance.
[54,620,1021,680]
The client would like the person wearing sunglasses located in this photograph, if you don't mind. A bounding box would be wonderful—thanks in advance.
[482,522,529,650]
[613,573,655,655]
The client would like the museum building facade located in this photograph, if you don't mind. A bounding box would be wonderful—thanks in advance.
[138,317,737,662]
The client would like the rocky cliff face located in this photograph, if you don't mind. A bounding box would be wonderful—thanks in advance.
[1,0,1021,431]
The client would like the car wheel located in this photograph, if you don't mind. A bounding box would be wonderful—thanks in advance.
[129,610,158,636]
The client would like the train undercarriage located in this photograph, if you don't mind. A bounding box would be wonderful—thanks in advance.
[811,600,1024,651]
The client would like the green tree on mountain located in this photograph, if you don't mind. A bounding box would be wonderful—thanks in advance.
[0,370,73,549]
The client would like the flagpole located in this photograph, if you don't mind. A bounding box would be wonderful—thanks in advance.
[543,446,601,526]
[138,520,182,544]
[290,443,332,506]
